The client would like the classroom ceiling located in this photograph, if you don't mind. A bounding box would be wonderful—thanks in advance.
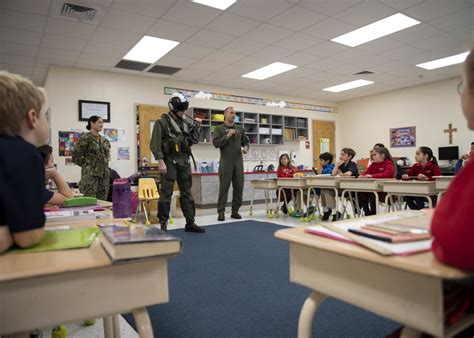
[0,0,473,102]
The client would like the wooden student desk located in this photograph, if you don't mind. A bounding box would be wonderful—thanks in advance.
[305,176,341,218]
[276,177,308,213]
[339,177,391,216]
[0,220,181,338]
[434,176,454,200]
[274,211,474,338]
[382,180,437,210]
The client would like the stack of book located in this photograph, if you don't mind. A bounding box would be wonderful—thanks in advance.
[100,225,181,262]
[45,210,96,223]
[348,223,430,243]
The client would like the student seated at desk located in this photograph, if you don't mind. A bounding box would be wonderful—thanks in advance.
[321,148,358,221]
[277,153,295,214]
[38,144,74,205]
[401,146,441,210]
[358,147,395,216]
[0,71,50,253]
[431,49,474,270]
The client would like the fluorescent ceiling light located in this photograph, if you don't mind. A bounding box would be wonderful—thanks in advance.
[123,36,179,63]
[416,52,469,70]
[242,62,297,80]
[192,0,236,10]
[323,79,374,92]
[332,13,420,47]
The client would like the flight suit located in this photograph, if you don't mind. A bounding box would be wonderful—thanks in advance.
[151,112,200,225]
[72,132,110,200]
[212,123,249,214]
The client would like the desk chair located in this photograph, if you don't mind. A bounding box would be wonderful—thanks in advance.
[133,178,159,225]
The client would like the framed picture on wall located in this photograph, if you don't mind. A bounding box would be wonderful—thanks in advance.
[79,100,110,122]
[390,126,416,148]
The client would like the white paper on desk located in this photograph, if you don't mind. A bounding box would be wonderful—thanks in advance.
[307,217,432,256]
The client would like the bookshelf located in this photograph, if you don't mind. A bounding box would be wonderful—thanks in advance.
[186,107,308,145]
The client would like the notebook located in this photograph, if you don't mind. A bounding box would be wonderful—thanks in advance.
[45,210,96,223]
[349,227,431,243]
[9,227,100,253]
[100,225,182,261]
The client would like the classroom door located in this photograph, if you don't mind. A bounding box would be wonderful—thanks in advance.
[137,104,169,166]
[312,120,335,170]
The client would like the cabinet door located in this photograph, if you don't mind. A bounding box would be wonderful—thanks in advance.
[138,104,169,166]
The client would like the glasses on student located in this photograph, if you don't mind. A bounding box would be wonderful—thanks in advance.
[457,81,464,94]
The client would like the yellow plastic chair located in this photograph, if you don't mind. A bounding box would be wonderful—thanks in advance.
[134,178,159,225]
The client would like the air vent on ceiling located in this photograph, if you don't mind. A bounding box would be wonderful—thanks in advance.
[147,65,181,75]
[115,60,151,71]
[60,3,96,21]
[353,70,374,75]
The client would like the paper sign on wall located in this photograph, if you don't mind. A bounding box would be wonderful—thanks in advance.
[117,147,130,160]
[320,138,330,153]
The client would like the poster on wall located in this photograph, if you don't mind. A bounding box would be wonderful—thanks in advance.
[117,147,130,160]
[320,138,330,153]
[117,128,126,142]
[103,128,118,142]
[390,126,416,148]
[58,131,83,156]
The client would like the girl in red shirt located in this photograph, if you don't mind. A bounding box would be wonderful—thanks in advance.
[277,153,295,214]
[402,146,442,210]
[358,147,395,215]
[431,50,474,270]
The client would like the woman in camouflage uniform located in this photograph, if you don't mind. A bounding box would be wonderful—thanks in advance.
[72,116,110,200]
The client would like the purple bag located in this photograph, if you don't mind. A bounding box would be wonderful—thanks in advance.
[112,178,131,218]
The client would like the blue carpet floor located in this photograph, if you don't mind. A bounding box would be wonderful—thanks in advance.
[124,221,400,337]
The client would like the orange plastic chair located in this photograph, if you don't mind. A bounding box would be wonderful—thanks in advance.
[134,178,159,225]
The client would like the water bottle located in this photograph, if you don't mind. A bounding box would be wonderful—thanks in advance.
[112,178,131,218]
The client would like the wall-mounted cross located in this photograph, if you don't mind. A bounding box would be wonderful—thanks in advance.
[444,123,458,144]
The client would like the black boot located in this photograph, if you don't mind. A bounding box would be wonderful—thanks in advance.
[231,211,242,219]
[185,223,205,233]
[332,211,342,222]
[160,221,168,232]
[281,204,288,214]
[322,208,332,221]
[218,212,225,221]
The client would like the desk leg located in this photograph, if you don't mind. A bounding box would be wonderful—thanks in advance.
[104,316,114,338]
[112,314,121,338]
[426,196,433,209]
[400,326,423,338]
[298,291,326,338]
[374,191,380,214]
[334,188,339,220]
[249,188,255,216]
[132,307,153,338]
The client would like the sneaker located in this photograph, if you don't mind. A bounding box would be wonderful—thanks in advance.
[322,208,332,221]
[332,212,342,222]
[218,212,225,221]
[160,222,167,231]
[185,223,205,233]
[281,204,288,214]
[231,211,242,219]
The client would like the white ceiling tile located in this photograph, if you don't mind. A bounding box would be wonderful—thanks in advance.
[304,41,351,58]
[376,0,425,11]
[404,0,471,21]
[75,63,110,72]
[305,57,343,71]
[41,34,88,52]
[45,18,96,39]
[227,0,292,21]
[83,41,131,57]
[205,13,260,36]
[412,33,467,52]
[3,64,33,76]
[100,8,156,33]
[187,60,226,71]
[447,27,474,43]
[147,20,199,42]
[274,33,323,52]
[356,37,404,54]
[0,27,42,45]
[305,71,343,82]
[229,56,270,72]
[327,63,370,76]
[156,54,198,68]
[91,27,141,47]
[252,45,295,60]
[32,67,48,77]
[112,0,175,18]
[268,5,326,31]
[172,68,212,81]
[389,23,444,44]
[243,24,293,44]
[38,47,79,62]
[303,17,357,39]
[185,29,234,49]
[35,58,75,68]
[162,1,222,28]
[169,42,215,58]
[334,1,396,26]
[0,9,47,32]
[76,53,119,67]
[3,54,36,66]
[222,37,266,55]
[379,44,425,61]
[0,0,51,15]
[428,8,474,32]
[279,52,322,66]
[2,42,38,57]
[298,0,363,16]
[203,50,245,65]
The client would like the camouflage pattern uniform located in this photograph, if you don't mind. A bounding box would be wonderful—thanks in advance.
[150,112,200,226]
[212,123,249,214]
[72,132,110,200]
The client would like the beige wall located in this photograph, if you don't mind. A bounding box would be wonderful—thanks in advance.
[44,65,339,182]
[338,77,472,165]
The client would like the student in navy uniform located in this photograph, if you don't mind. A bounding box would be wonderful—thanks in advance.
[0,71,50,253]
